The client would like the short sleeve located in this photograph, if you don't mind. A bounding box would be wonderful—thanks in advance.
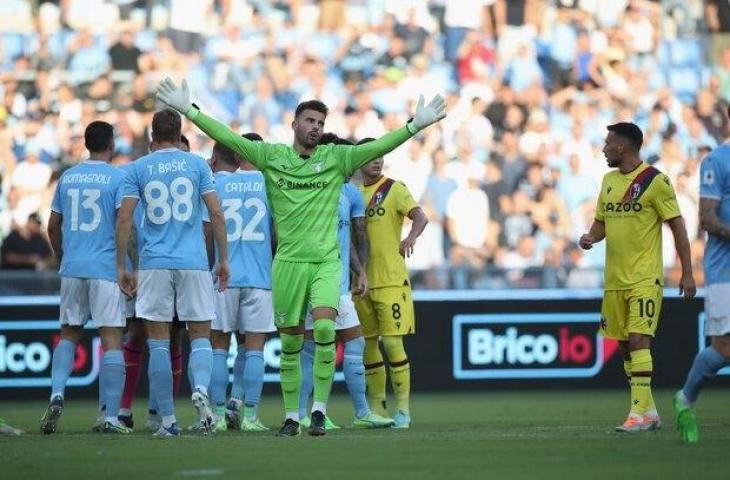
[198,157,215,195]
[652,173,682,221]
[348,184,365,218]
[395,182,419,216]
[700,153,723,200]
[114,176,124,209]
[123,164,141,199]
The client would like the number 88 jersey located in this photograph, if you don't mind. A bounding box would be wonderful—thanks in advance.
[123,148,215,271]
[51,160,127,281]
[205,170,272,289]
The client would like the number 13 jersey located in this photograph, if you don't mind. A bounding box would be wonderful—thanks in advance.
[51,160,126,281]
[123,148,214,271]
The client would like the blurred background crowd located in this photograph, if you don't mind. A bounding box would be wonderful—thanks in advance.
[0,0,724,290]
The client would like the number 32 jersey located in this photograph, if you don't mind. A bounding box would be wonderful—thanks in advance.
[205,170,272,289]
[51,160,126,281]
[123,148,214,271]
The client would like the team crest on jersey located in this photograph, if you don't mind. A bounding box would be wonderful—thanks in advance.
[630,183,641,201]
[311,162,324,173]
[274,311,287,327]
[703,169,715,186]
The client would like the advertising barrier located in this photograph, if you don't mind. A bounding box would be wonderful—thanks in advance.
[1,290,727,399]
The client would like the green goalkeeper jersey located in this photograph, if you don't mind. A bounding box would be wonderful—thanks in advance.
[193,111,413,262]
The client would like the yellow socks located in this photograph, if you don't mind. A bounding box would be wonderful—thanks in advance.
[364,337,387,416]
[629,349,653,415]
[381,336,410,414]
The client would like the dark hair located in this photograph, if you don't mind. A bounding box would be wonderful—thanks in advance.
[84,121,114,153]
[319,133,355,146]
[179,134,190,149]
[213,142,237,166]
[151,109,182,143]
[242,132,263,142]
[607,122,643,151]
[295,100,328,118]
[356,137,376,145]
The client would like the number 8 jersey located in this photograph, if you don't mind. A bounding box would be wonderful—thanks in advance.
[205,170,272,289]
[51,160,126,281]
[123,148,214,270]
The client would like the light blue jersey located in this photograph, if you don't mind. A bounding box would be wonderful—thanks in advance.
[700,144,730,285]
[51,160,125,281]
[123,148,215,270]
[338,182,366,294]
[208,170,272,289]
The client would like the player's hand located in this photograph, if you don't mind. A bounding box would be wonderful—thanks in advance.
[410,94,447,133]
[156,77,193,115]
[399,235,417,258]
[679,272,697,300]
[579,234,594,250]
[118,268,137,299]
[214,261,230,292]
[353,271,369,297]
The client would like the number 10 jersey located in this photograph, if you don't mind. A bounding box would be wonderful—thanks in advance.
[122,147,214,271]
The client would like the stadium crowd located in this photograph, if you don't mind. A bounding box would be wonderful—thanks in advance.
[0,0,723,289]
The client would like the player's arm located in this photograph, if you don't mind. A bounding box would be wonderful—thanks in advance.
[699,197,730,240]
[202,191,229,291]
[351,217,369,296]
[116,197,138,297]
[400,207,428,258]
[340,94,447,174]
[47,211,62,260]
[579,220,605,249]
[667,215,696,299]
[156,77,268,168]
[203,220,215,269]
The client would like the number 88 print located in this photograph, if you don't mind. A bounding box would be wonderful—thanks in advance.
[143,177,194,224]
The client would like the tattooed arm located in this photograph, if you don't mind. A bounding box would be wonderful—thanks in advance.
[351,217,369,296]
[700,197,730,241]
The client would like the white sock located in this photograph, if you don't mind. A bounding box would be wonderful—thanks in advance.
[162,414,177,428]
[285,411,299,422]
[104,416,121,425]
[312,401,327,415]
[119,408,132,416]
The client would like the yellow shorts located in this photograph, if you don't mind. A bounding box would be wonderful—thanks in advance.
[353,286,415,338]
[600,284,663,341]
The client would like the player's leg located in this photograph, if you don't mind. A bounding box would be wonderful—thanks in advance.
[378,286,415,428]
[619,285,663,432]
[226,332,246,429]
[299,314,316,425]
[137,269,179,436]
[338,294,393,428]
[272,259,309,437]
[171,319,186,398]
[210,329,231,431]
[210,288,237,431]
[240,329,270,431]
[120,317,146,428]
[307,260,341,436]
[354,294,388,417]
[675,284,730,443]
[92,278,130,434]
[177,270,217,435]
[42,277,86,434]
[0,418,23,436]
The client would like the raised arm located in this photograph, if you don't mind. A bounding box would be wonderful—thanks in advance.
[340,94,447,174]
[156,78,268,168]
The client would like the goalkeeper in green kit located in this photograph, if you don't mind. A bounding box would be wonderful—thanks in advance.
[156,78,447,437]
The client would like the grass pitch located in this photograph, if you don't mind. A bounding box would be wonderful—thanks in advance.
[1,390,729,479]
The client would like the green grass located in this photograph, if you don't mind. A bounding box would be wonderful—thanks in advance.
[1,390,729,479]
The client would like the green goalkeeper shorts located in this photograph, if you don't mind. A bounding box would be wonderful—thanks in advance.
[272,258,341,329]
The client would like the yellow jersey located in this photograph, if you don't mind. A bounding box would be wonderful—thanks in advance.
[595,163,681,290]
[360,176,419,289]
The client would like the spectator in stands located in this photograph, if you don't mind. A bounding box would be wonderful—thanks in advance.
[108,27,142,72]
[0,213,51,270]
